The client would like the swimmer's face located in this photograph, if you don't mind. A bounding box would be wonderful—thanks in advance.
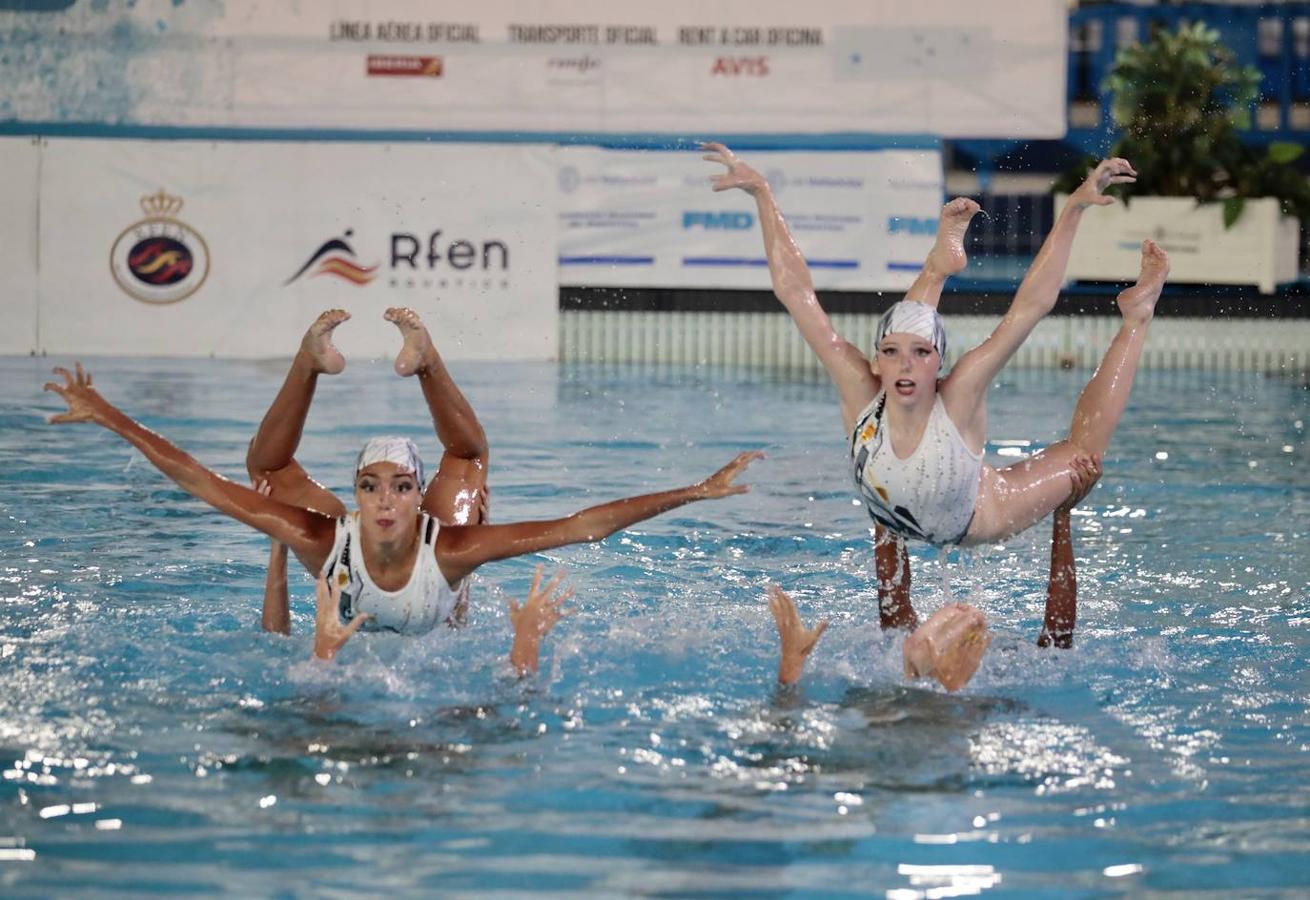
[873,332,940,400]
[354,462,422,540]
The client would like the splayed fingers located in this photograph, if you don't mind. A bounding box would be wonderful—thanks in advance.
[44,363,105,424]
[700,141,767,194]
[699,450,765,498]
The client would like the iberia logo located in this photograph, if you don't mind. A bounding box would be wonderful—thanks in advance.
[109,190,211,304]
[284,230,379,286]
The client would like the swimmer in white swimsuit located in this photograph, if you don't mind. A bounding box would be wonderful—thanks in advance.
[46,319,763,663]
[704,142,1167,630]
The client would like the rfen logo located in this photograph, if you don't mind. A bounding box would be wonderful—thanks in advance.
[711,56,769,77]
[683,211,755,230]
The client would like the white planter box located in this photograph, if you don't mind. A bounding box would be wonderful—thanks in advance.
[1056,195,1300,294]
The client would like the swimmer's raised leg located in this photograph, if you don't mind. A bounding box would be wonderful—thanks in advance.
[247,311,350,635]
[904,198,982,309]
[245,309,351,514]
[1068,239,1168,456]
[386,308,488,523]
[965,242,1168,543]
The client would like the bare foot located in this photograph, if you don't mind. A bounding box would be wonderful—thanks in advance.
[1117,239,1170,326]
[386,307,435,377]
[300,309,350,374]
[924,198,981,277]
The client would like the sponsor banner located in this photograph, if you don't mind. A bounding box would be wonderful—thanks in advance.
[1,1,1066,139]
[36,139,557,360]
[557,147,942,290]
[0,138,39,354]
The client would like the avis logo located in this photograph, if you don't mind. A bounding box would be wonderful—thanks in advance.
[888,216,938,236]
[285,230,379,286]
[683,211,755,230]
[711,56,769,76]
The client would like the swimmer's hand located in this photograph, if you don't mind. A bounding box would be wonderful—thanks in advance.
[1058,453,1102,514]
[1069,158,1137,209]
[44,363,111,424]
[313,573,371,662]
[769,585,828,685]
[701,142,769,195]
[508,564,575,676]
[694,450,764,499]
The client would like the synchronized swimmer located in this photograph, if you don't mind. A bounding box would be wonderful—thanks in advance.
[703,143,1168,681]
[44,309,762,668]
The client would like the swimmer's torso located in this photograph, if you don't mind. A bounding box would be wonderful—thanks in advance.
[850,392,983,545]
[321,512,461,635]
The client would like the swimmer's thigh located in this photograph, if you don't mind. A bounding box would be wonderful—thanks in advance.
[963,441,1085,544]
[248,457,346,518]
[423,451,489,525]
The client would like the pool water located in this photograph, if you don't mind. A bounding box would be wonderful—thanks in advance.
[1,356,1307,896]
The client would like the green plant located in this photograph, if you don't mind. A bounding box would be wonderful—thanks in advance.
[1053,21,1310,226]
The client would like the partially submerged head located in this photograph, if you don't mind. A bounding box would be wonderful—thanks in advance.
[903,602,990,692]
[353,436,425,540]
[873,301,948,401]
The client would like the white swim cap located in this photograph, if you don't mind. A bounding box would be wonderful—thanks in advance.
[355,436,425,485]
[876,300,948,372]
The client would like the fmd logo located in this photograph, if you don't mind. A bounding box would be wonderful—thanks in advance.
[683,211,755,230]
[888,216,938,236]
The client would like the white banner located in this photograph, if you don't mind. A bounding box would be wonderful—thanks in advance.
[557,147,943,290]
[35,139,558,360]
[0,138,40,354]
[1,0,1067,139]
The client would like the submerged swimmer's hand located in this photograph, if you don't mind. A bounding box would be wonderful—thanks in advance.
[1070,157,1137,208]
[701,142,769,195]
[508,564,575,676]
[696,450,765,499]
[44,363,109,424]
[313,573,371,662]
[768,585,828,685]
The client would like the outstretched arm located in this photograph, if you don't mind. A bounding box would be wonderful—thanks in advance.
[437,451,763,584]
[45,364,336,571]
[943,159,1137,425]
[769,585,828,685]
[1038,454,1101,648]
[508,565,575,676]
[703,143,877,429]
[874,526,917,630]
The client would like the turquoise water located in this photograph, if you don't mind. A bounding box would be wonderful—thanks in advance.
[1,356,1307,897]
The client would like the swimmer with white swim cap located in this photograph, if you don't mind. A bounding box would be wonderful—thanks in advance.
[45,310,763,664]
[704,142,1166,641]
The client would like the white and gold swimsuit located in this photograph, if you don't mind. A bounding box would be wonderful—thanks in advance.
[321,512,463,635]
[849,392,982,545]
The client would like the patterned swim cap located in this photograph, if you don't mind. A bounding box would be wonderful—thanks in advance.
[355,436,425,486]
[876,300,948,373]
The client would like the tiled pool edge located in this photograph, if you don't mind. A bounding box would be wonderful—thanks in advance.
[561,311,1310,373]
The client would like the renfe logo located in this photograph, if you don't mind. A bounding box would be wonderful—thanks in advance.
[683,211,755,230]
[888,216,938,236]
